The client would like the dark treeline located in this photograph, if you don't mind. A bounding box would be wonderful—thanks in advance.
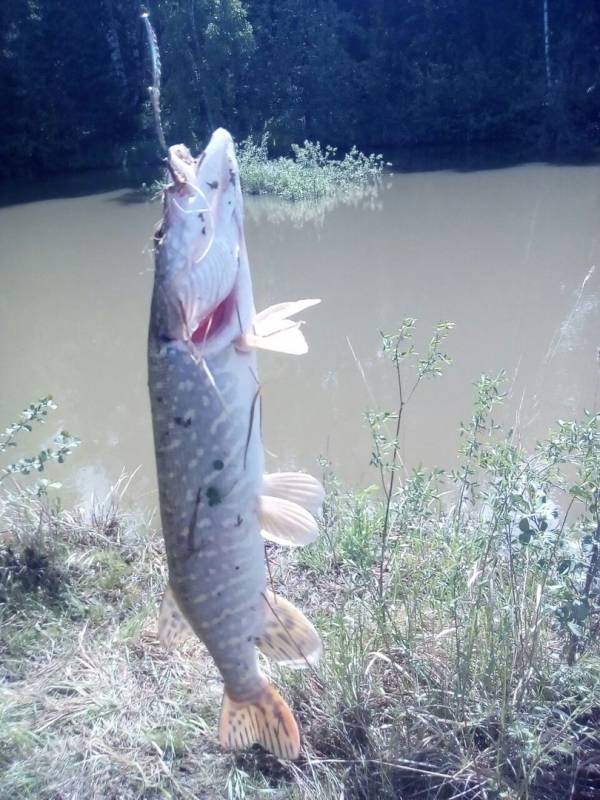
[1,0,599,178]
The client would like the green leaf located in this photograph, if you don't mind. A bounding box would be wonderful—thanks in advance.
[572,600,590,622]
[557,559,571,575]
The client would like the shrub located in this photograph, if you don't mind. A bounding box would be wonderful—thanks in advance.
[237,134,385,202]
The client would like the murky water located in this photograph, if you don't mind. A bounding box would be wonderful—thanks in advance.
[0,163,598,508]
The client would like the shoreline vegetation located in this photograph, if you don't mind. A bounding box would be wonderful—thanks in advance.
[2,322,600,799]
[237,135,386,203]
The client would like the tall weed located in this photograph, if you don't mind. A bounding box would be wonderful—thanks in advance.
[280,320,600,799]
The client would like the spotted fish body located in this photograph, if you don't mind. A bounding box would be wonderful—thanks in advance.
[148,129,323,759]
[149,343,267,692]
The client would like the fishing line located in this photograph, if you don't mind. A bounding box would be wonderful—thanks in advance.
[197,352,229,411]
[542,263,596,365]
[243,387,261,470]
[141,7,167,153]
[171,195,210,216]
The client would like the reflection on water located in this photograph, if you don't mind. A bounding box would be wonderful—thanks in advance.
[0,162,598,508]
[245,181,386,227]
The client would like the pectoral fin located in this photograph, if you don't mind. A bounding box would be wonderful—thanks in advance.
[158,585,194,649]
[263,472,324,516]
[256,590,322,667]
[259,495,319,546]
[241,324,308,355]
[236,298,320,354]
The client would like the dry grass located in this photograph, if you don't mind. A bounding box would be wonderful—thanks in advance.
[0,487,235,799]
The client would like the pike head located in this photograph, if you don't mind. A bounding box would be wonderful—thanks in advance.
[150,128,253,356]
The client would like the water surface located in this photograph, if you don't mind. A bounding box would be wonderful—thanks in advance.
[0,163,598,507]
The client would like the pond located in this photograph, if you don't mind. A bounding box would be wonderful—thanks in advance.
[0,161,598,508]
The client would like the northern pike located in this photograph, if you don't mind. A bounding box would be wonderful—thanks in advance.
[148,128,323,760]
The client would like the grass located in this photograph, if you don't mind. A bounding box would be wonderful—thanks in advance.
[0,485,230,799]
[2,322,600,799]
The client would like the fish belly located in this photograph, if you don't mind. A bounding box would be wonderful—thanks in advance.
[148,339,266,699]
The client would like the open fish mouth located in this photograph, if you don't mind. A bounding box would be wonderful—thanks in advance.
[154,129,246,349]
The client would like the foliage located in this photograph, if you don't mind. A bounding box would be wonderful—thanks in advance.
[152,0,255,150]
[0,397,80,496]
[287,320,600,799]
[0,0,145,176]
[237,134,385,201]
[1,1,600,176]
[0,398,79,607]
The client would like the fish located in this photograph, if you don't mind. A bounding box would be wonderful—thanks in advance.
[147,128,324,760]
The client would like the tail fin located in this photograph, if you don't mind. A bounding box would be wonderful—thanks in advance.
[219,680,301,760]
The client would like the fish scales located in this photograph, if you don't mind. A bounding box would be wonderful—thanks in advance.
[148,128,324,760]
[149,343,265,699]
